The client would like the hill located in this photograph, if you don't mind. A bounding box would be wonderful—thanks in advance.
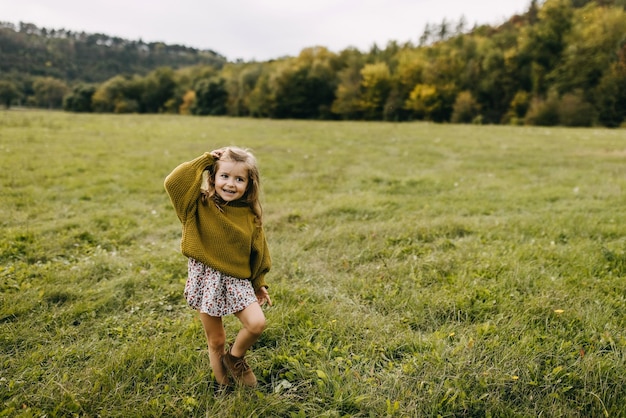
[0,21,226,83]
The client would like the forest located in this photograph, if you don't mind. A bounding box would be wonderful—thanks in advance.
[1,0,625,127]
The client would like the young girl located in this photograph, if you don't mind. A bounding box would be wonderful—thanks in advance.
[164,146,272,388]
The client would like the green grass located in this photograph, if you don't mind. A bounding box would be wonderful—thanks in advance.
[1,110,625,417]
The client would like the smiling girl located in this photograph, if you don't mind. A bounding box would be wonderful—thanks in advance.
[164,147,271,389]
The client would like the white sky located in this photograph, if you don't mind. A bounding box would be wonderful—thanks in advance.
[1,0,533,62]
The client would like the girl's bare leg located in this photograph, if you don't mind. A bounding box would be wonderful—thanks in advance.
[231,302,266,357]
[198,312,229,385]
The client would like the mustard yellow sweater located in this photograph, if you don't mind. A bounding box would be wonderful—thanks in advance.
[164,152,270,290]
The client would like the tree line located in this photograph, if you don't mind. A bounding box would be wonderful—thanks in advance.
[2,0,626,127]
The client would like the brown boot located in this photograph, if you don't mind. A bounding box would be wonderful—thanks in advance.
[222,349,257,387]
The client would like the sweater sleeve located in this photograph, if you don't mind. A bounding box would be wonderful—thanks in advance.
[250,226,271,291]
[164,153,215,224]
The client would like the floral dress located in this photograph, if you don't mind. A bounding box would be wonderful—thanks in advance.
[185,258,258,317]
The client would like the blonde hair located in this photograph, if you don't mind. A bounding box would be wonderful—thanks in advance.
[201,146,263,226]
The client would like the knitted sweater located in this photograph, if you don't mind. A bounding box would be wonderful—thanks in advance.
[164,152,270,290]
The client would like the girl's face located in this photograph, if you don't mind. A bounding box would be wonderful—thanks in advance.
[214,161,249,202]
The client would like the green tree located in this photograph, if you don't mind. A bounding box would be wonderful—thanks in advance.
[504,90,531,124]
[141,67,176,113]
[63,84,96,112]
[473,43,507,122]
[0,80,21,108]
[391,49,429,120]
[549,4,626,96]
[405,84,439,120]
[549,3,626,118]
[405,82,456,122]
[451,91,481,123]
[518,0,574,95]
[179,90,196,115]
[221,63,262,116]
[594,47,626,127]
[524,90,560,126]
[395,49,425,93]
[383,85,407,121]
[248,70,274,118]
[558,90,595,126]
[421,44,465,87]
[270,47,338,119]
[91,75,142,113]
[359,62,392,120]
[331,52,365,119]
[32,77,68,108]
[271,65,313,118]
[192,76,228,116]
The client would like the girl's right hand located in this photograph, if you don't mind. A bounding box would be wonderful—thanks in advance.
[210,149,223,160]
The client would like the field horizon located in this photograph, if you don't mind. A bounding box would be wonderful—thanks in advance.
[1,110,625,417]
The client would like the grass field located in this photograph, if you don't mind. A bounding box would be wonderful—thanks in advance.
[1,110,625,417]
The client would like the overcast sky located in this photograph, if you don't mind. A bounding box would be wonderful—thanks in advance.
[1,0,533,62]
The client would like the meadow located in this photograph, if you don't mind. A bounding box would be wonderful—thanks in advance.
[1,110,625,417]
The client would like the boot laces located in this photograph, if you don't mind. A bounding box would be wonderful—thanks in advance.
[233,356,250,373]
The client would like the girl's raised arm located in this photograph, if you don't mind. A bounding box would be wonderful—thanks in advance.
[164,152,215,223]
